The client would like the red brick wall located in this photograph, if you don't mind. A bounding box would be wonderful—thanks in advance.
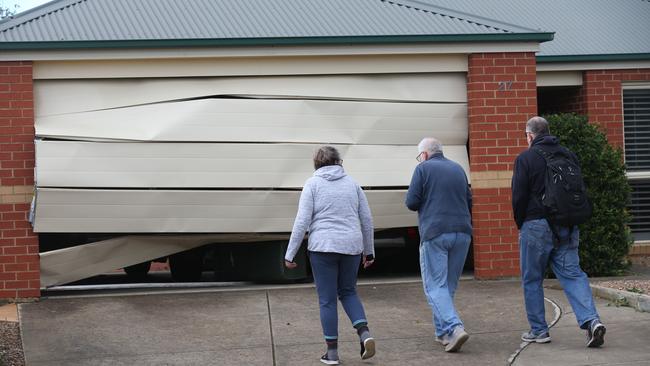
[580,69,650,148]
[0,61,39,300]
[467,52,538,279]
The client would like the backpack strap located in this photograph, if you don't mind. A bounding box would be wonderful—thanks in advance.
[533,145,575,164]
[531,145,559,162]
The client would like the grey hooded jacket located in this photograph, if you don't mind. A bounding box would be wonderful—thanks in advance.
[284,165,374,262]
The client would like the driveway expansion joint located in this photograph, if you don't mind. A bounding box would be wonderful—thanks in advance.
[507,296,562,365]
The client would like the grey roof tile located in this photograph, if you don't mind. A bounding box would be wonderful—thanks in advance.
[420,0,650,58]
[0,0,544,43]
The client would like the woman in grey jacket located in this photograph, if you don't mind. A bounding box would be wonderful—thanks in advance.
[284,146,376,365]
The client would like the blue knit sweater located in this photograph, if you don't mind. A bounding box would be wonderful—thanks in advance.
[405,152,472,241]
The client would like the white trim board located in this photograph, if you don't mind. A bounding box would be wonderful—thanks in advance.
[33,54,468,79]
[1,42,540,62]
[537,60,650,72]
[536,71,582,87]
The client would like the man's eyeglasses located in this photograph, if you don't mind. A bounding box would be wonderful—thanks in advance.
[416,151,425,162]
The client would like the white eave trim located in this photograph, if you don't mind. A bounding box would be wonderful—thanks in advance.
[537,60,650,72]
[33,54,470,78]
[0,42,540,62]
[536,71,582,87]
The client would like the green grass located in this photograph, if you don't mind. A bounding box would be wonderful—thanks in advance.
[608,297,630,308]
[626,287,645,294]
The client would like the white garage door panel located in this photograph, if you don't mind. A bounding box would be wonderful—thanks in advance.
[36,141,470,188]
[40,235,217,288]
[40,232,296,287]
[33,189,417,233]
[35,98,467,144]
[34,73,467,116]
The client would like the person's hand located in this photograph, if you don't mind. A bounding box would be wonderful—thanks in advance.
[362,256,374,269]
[285,260,298,269]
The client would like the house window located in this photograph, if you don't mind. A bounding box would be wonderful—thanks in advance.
[624,86,650,241]
[624,88,650,171]
[629,180,650,240]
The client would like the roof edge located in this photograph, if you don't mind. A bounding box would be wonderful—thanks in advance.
[0,0,82,28]
[537,53,650,63]
[0,33,554,51]
[398,0,549,34]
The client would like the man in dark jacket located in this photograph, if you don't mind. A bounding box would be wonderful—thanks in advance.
[512,116,605,347]
[406,137,472,353]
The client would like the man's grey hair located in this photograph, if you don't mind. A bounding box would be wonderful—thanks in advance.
[526,116,550,136]
[418,137,443,154]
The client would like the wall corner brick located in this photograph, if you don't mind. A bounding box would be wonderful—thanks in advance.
[467,52,537,279]
[0,61,39,300]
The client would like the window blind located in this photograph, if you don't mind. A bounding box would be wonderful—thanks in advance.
[624,89,650,171]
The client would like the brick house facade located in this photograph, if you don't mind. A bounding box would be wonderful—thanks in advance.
[578,69,650,149]
[0,61,40,299]
[0,51,542,295]
[1,55,647,298]
[467,52,537,278]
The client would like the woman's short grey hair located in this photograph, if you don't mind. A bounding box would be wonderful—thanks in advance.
[313,145,342,170]
[418,137,443,154]
[526,116,550,136]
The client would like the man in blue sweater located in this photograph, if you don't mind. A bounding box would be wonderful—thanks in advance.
[406,137,473,353]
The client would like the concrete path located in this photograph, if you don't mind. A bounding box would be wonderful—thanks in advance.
[19,279,650,365]
[513,286,650,366]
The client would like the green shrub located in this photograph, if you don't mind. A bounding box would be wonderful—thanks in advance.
[544,113,633,276]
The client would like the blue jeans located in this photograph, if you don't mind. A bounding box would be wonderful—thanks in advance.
[520,219,599,334]
[309,251,367,340]
[420,232,471,337]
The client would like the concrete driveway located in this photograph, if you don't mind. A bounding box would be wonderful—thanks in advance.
[19,279,650,365]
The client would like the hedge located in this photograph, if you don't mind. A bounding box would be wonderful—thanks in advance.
[544,113,633,276]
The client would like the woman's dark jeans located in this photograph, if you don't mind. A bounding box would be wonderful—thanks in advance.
[309,251,368,340]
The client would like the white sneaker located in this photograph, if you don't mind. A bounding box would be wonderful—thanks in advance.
[360,337,375,360]
[445,326,469,352]
[435,334,450,346]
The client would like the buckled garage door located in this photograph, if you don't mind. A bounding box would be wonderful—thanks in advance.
[33,69,469,286]
[33,73,469,233]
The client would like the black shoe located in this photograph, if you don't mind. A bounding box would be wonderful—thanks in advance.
[586,319,606,348]
[360,337,375,360]
[320,353,339,365]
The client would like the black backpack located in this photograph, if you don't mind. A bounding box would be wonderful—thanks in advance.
[532,146,592,228]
